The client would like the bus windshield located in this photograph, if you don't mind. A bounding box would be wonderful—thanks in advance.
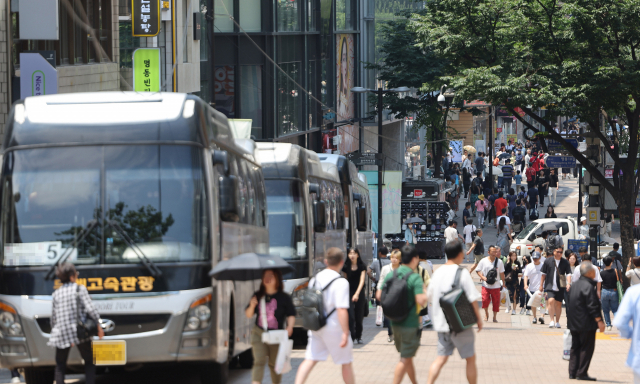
[265,180,307,262]
[1,145,210,266]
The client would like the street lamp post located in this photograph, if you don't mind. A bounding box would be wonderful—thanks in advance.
[437,86,456,179]
[352,86,410,249]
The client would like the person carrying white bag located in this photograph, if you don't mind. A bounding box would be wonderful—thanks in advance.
[245,269,296,384]
[523,251,546,325]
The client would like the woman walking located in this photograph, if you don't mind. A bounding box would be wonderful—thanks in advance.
[600,256,620,331]
[568,252,580,274]
[379,250,401,342]
[245,269,296,384]
[342,248,367,343]
[463,167,471,199]
[504,252,521,315]
[626,257,640,286]
[497,216,512,257]
[48,263,104,384]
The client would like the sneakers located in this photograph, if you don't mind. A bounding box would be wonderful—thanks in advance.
[549,321,555,328]
[520,308,525,315]
[526,310,532,316]
[532,318,537,324]
[511,309,516,315]
[11,378,21,384]
[422,320,432,328]
[545,309,549,315]
[606,326,612,332]
[387,335,393,343]
[539,318,545,324]
[555,322,561,329]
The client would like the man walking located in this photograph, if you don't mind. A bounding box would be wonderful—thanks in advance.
[296,248,355,384]
[527,184,539,218]
[501,159,514,191]
[376,246,427,384]
[445,220,464,246]
[466,229,484,274]
[537,170,549,207]
[475,153,485,178]
[540,246,572,328]
[427,242,483,384]
[476,245,506,323]
[512,198,527,228]
[567,264,605,381]
[523,251,544,323]
[368,246,390,286]
[548,168,559,207]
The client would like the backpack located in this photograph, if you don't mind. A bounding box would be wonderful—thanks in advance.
[380,269,415,322]
[485,258,499,285]
[548,234,562,251]
[301,276,341,331]
[440,267,477,333]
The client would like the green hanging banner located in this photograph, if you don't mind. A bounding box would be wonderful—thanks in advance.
[133,48,161,92]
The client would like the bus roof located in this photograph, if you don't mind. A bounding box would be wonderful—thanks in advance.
[3,92,232,150]
[318,153,366,188]
[256,143,337,182]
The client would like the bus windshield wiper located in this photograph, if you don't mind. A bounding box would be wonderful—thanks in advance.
[45,220,100,280]
[106,220,163,278]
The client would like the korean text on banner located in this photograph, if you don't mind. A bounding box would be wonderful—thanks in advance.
[133,49,161,92]
[132,0,161,36]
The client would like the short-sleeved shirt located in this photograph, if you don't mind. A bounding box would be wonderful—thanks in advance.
[549,174,559,188]
[444,227,460,244]
[370,258,391,283]
[514,174,522,184]
[463,224,476,244]
[540,257,571,291]
[342,263,367,296]
[311,269,350,328]
[251,291,296,330]
[494,198,508,216]
[502,164,514,178]
[380,265,424,328]
[475,157,485,172]
[427,265,481,333]
[528,188,539,205]
[472,236,485,255]
[537,175,549,192]
[476,257,505,289]
[523,262,543,291]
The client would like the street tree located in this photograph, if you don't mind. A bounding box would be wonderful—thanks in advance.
[411,0,640,267]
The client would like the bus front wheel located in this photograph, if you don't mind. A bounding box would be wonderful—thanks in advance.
[200,361,229,384]
[24,367,54,384]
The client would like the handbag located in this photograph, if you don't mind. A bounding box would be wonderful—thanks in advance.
[614,269,624,304]
[76,285,98,340]
[376,305,384,326]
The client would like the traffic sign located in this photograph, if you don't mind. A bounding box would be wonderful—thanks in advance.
[547,139,578,152]
[347,152,382,166]
[545,156,576,168]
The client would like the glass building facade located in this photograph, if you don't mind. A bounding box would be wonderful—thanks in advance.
[206,0,360,148]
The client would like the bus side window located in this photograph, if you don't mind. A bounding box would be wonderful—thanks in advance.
[235,158,249,224]
[254,169,266,227]
[246,164,258,225]
[336,184,345,230]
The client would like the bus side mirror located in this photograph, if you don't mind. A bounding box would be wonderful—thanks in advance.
[353,193,362,204]
[212,150,230,175]
[309,183,320,196]
[313,200,327,233]
[356,207,368,231]
[219,175,239,222]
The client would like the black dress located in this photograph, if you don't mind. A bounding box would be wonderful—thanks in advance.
[342,263,366,340]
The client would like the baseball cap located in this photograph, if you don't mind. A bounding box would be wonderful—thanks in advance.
[532,251,541,259]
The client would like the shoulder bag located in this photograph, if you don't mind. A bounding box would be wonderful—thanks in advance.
[76,285,98,340]
[614,269,624,304]
[440,267,477,334]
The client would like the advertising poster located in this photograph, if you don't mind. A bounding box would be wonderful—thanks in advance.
[336,34,358,154]
[450,140,463,162]
[361,171,401,235]
[507,134,517,146]
[132,48,160,92]
[20,53,57,99]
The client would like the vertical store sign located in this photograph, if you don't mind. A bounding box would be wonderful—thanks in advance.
[20,53,57,99]
[336,34,358,154]
[133,48,161,92]
[132,0,161,36]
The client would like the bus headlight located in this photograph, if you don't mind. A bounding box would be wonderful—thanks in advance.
[184,293,212,331]
[0,302,23,337]
[291,282,309,308]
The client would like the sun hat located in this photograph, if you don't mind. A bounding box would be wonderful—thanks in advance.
[478,194,485,200]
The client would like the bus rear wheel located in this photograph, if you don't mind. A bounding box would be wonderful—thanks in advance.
[24,367,54,384]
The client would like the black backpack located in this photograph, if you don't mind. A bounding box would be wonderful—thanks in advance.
[380,269,415,322]
[485,258,499,285]
[301,276,341,331]
[440,267,478,334]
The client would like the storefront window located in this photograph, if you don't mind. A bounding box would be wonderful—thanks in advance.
[215,66,236,118]
[277,0,300,31]
[240,66,263,138]
[214,0,234,32]
[240,0,261,32]
[277,62,302,136]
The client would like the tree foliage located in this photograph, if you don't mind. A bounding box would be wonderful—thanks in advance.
[410,0,640,265]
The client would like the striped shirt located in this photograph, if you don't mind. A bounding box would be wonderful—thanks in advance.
[502,164,514,178]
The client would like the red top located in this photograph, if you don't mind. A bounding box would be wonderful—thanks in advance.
[494,197,509,217]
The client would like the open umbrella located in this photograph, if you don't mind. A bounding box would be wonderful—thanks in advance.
[409,145,420,153]
[463,145,477,154]
[498,152,511,159]
[491,166,503,176]
[209,252,294,281]
[404,217,426,224]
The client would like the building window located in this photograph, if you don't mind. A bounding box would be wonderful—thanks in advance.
[13,0,112,67]
[214,0,234,32]
[308,60,317,128]
[308,0,317,31]
[239,0,261,32]
[215,66,236,118]
[335,0,355,30]
[277,63,302,136]
[277,0,300,32]
[239,66,263,138]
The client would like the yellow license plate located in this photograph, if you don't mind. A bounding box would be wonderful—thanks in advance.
[92,340,126,366]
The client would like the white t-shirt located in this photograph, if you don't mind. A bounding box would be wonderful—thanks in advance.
[497,216,511,226]
[523,262,543,291]
[427,264,481,333]
[463,225,477,244]
[572,264,603,283]
[311,268,350,328]
[444,227,459,244]
[476,257,505,289]
[626,269,640,286]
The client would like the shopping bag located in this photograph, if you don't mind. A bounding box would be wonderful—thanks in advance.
[274,339,293,374]
[539,293,547,312]
[376,305,383,326]
[562,330,572,361]
[528,290,543,308]
[500,288,511,311]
